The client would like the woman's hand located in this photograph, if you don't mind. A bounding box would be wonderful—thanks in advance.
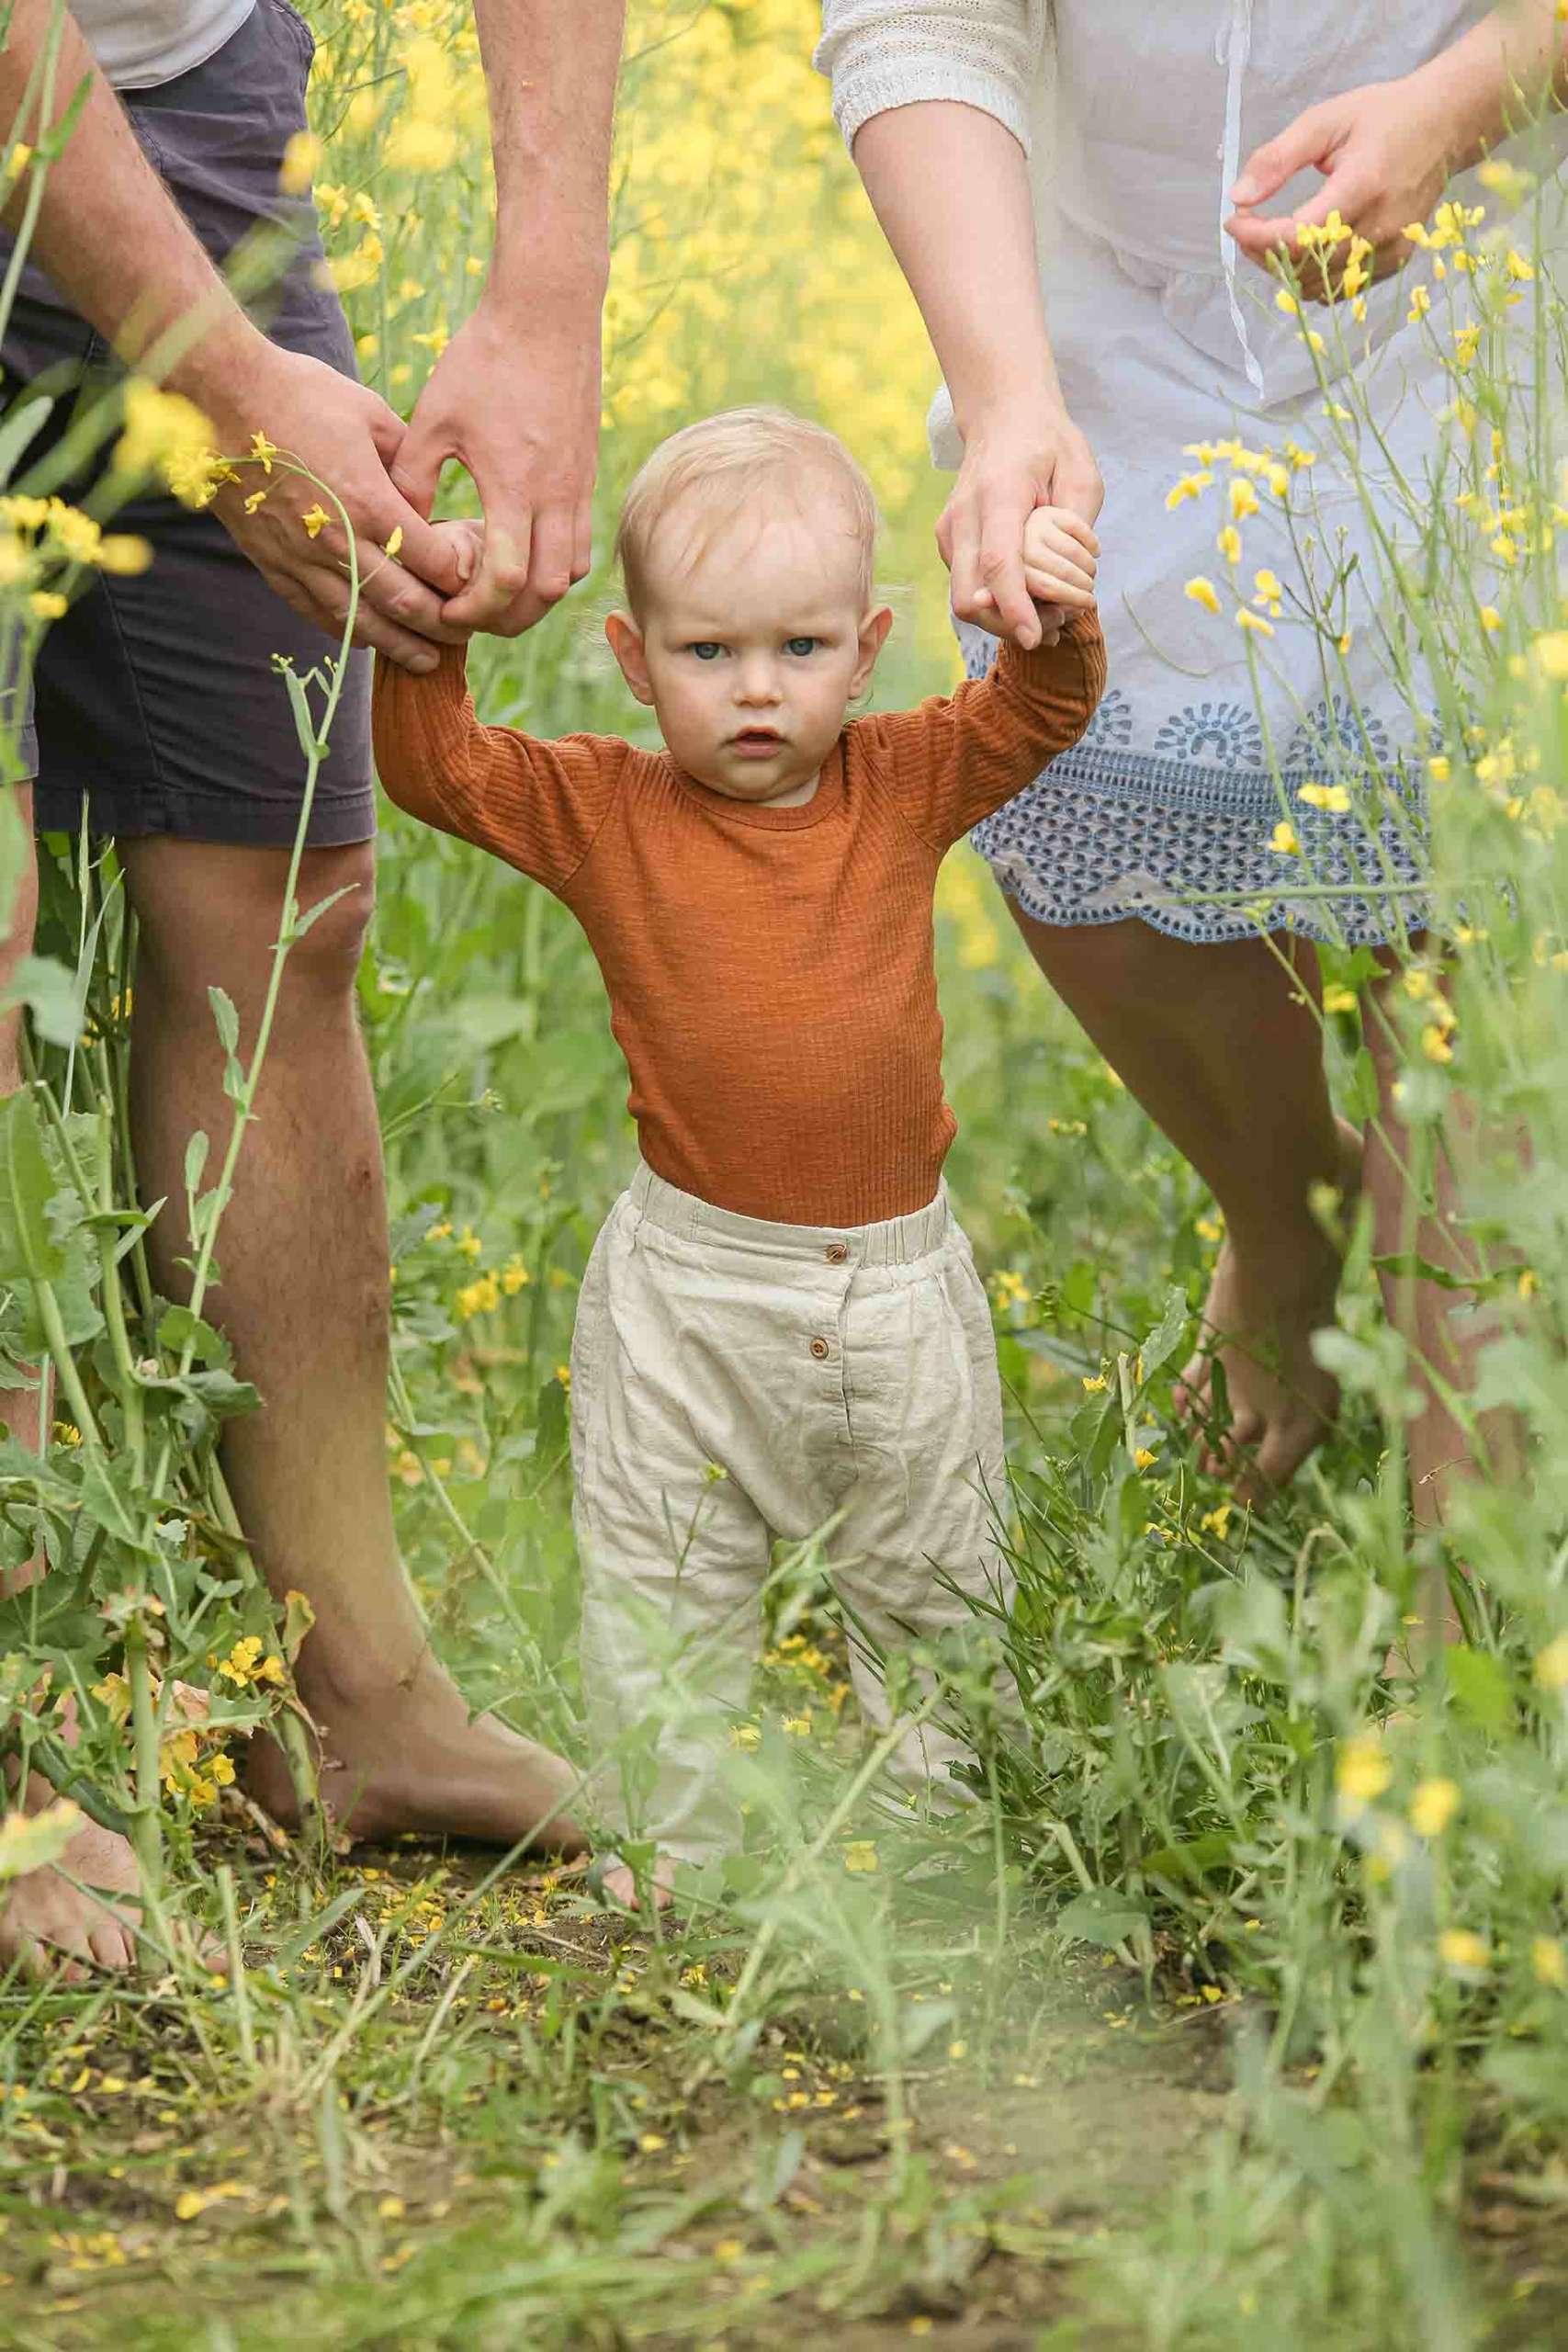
[941,411,1104,650]
[1225,74,1453,300]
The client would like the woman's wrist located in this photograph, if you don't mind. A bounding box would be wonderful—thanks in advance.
[1404,6,1564,177]
[954,381,1075,447]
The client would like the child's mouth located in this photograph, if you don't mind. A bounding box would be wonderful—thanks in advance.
[731,729,784,756]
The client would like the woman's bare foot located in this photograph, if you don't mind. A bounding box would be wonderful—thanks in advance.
[1174,1116,1363,1504]
[1,1770,140,1983]
[244,1642,588,1855]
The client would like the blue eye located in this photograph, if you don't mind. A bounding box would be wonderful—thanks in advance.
[687,641,725,661]
[784,637,819,657]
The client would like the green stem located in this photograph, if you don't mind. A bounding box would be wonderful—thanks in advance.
[123,1615,164,1901]
[95,1096,144,1487]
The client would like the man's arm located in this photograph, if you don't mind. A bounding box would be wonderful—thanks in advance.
[392,0,626,638]
[1,0,467,666]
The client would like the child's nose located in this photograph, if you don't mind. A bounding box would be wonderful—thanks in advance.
[735,660,782,705]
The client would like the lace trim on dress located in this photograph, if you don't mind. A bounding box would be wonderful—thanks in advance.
[956,623,1429,948]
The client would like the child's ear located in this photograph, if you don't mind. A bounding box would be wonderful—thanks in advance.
[850,605,894,695]
[605,612,655,706]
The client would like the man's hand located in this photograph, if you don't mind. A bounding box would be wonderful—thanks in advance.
[942,411,1103,650]
[391,293,601,638]
[1225,78,1452,302]
[199,343,473,671]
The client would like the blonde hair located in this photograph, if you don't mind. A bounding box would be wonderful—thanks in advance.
[614,407,880,616]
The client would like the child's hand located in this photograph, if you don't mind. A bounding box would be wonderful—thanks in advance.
[423,516,485,588]
[1021,505,1099,646]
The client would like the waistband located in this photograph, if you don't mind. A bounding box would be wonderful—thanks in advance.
[627,1163,952,1269]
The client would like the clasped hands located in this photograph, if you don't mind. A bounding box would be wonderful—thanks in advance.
[200,293,601,672]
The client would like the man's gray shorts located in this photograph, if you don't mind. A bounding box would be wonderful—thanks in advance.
[0,0,373,847]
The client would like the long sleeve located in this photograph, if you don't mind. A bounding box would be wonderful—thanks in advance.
[372,648,630,895]
[857,609,1105,852]
[814,0,1046,154]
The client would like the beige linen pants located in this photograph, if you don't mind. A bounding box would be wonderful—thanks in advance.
[570,1163,1016,1867]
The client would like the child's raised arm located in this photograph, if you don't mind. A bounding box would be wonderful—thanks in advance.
[855,589,1106,854]
[372,646,631,896]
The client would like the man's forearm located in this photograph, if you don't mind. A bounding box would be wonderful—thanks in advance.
[472,0,624,316]
[2,0,261,406]
[1414,0,1568,173]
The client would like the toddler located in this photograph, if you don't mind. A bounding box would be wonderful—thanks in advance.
[374,409,1103,1905]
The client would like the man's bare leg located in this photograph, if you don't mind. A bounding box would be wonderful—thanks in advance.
[1010,908,1359,1501]
[0,800,143,1978]
[118,836,584,1850]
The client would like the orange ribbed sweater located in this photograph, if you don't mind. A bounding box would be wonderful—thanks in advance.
[373,614,1105,1227]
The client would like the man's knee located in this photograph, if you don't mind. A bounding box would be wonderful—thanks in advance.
[129,837,377,1007]
[281,842,378,998]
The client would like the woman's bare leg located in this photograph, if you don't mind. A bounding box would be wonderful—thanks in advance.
[1363,951,1526,1653]
[1008,907,1358,1500]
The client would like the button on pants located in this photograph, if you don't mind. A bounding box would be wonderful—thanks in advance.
[570,1163,1017,1866]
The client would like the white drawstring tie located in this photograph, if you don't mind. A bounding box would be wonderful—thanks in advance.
[1217,0,1265,392]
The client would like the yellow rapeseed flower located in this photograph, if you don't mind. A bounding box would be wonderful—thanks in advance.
[1236,607,1273,637]
[278,130,321,195]
[1185,575,1222,614]
[1531,1937,1567,1988]
[1336,1732,1392,1810]
[1534,1633,1568,1690]
[1269,820,1299,854]
[300,504,331,538]
[1298,781,1350,812]
[1229,477,1259,522]
[842,1840,878,1873]
[1409,1779,1461,1838]
[1438,1929,1491,1973]
[1323,984,1357,1014]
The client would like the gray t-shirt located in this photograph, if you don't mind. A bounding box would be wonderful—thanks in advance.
[73,0,255,88]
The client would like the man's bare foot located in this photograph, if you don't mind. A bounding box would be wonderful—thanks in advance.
[1,1770,140,1983]
[1174,1116,1363,1505]
[244,1643,588,1854]
[596,1858,676,1914]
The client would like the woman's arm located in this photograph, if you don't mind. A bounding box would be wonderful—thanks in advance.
[851,102,1101,649]
[1228,0,1568,294]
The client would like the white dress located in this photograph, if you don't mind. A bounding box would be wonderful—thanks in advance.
[817,1,1568,945]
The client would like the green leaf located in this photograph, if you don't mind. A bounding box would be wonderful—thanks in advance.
[1055,1887,1151,1946]
[1,951,84,1046]
[0,391,53,486]
[290,884,355,940]
[1140,1831,1235,1886]
[0,1087,66,1281]
[35,74,94,164]
[0,1798,81,1883]
[208,986,240,1057]
[1371,1251,1507,1297]
[536,1373,567,1461]
[183,1131,209,1199]
[1137,1285,1191,1385]
[1444,1644,1511,1732]
[281,664,324,763]
[157,1303,231,1365]
[1344,1045,1380,1123]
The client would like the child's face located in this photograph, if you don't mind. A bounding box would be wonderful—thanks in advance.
[606,492,892,807]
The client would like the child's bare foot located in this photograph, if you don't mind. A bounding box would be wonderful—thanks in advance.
[244,1641,588,1856]
[597,1858,676,1914]
[1,1770,141,1983]
[1174,1116,1362,1504]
